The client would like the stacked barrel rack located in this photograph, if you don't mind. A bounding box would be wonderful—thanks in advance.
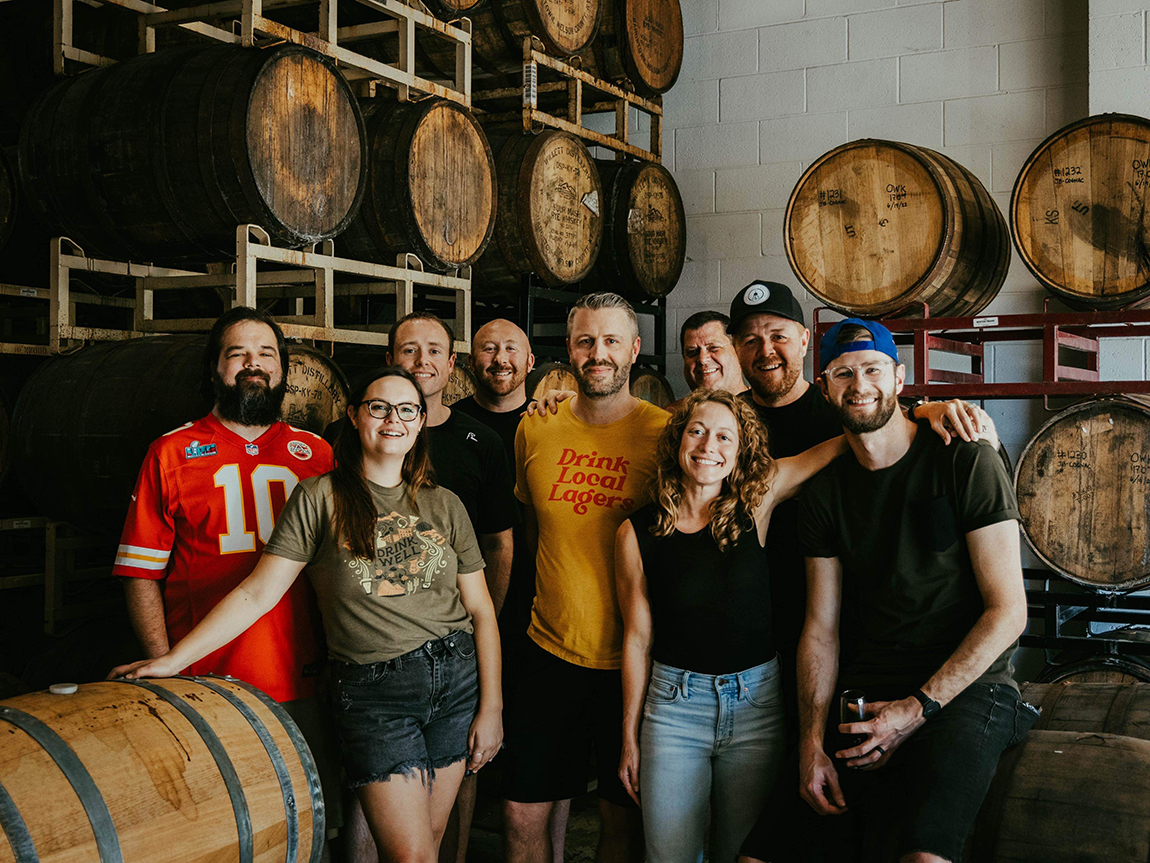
[0,0,688,636]
[798,114,1150,684]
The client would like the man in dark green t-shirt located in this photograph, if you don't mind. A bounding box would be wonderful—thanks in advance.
[749,318,1035,863]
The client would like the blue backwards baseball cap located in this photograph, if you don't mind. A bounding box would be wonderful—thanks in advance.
[819,318,899,374]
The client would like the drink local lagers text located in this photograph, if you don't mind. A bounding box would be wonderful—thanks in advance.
[548,448,635,514]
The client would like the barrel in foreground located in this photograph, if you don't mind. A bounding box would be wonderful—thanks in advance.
[0,677,323,863]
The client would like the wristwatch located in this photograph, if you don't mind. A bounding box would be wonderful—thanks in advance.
[912,689,941,720]
[906,399,925,421]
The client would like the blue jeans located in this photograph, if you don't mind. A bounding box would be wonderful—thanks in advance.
[639,657,786,863]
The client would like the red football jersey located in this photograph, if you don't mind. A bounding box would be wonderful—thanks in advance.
[114,413,333,702]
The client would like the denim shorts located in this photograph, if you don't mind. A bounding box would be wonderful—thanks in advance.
[330,631,478,788]
[740,682,1039,862]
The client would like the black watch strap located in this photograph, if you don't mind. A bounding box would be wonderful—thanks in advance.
[912,689,941,720]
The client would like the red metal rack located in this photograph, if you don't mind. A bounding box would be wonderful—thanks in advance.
[812,302,1150,399]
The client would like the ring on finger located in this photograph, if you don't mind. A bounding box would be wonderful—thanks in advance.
[873,745,885,756]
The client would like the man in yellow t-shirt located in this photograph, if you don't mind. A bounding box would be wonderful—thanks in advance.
[504,292,667,863]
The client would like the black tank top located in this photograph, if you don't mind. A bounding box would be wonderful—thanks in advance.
[629,503,775,675]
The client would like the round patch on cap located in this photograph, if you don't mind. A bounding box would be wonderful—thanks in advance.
[744,284,770,305]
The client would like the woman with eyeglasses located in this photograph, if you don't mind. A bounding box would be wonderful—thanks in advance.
[112,366,502,863]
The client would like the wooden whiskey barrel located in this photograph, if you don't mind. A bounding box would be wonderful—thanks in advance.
[1014,398,1150,592]
[526,361,578,399]
[583,159,685,300]
[1012,114,1150,309]
[968,730,1150,862]
[11,336,344,534]
[423,0,601,80]
[0,678,323,863]
[409,0,483,17]
[1020,682,1150,740]
[0,147,15,255]
[18,44,365,264]
[1036,654,1150,684]
[475,131,604,297]
[336,98,496,272]
[575,0,683,96]
[630,366,674,407]
[443,365,477,405]
[785,139,1010,318]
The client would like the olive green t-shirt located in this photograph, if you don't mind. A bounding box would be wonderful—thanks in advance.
[265,476,485,664]
[798,427,1021,692]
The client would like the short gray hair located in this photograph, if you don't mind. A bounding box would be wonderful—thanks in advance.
[566,292,639,341]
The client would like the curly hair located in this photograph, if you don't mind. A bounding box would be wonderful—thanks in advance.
[650,389,775,552]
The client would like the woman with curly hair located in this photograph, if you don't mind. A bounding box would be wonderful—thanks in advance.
[615,387,847,863]
[112,366,502,863]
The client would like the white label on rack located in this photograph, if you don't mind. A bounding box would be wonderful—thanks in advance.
[19,288,37,297]
[12,519,31,529]
[523,62,537,108]
[973,316,998,328]
[582,191,600,216]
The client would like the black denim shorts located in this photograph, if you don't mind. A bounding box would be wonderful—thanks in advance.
[330,630,478,788]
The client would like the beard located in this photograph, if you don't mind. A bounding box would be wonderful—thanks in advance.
[574,357,631,398]
[214,369,287,427]
[835,389,899,435]
[476,362,528,398]
[747,361,803,404]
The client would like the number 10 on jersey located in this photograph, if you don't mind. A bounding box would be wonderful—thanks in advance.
[214,464,299,554]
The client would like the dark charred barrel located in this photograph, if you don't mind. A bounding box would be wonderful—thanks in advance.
[574,0,683,96]
[968,731,1150,862]
[0,678,322,863]
[1012,114,1150,309]
[1036,655,1150,684]
[1020,682,1150,739]
[0,147,15,255]
[474,131,604,298]
[409,0,485,17]
[1014,398,1150,592]
[18,44,366,264]
[583,159,685,300]
[786,139,1010,318]
[629,366,673,407]
[11,336,346,533]
[337,98,497,272]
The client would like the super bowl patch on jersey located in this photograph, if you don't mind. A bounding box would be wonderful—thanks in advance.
[287,440,313,460]
[184,441,218,460]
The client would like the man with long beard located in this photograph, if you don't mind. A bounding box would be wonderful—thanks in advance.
[113,309,339,843]
[749,318,1032,863]
[503,293,667,863]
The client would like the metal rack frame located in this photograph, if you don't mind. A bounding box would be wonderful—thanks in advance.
[1,227,473,354]
[473,37,663,163]
[812,304,1150,400]
[55,0,473,106]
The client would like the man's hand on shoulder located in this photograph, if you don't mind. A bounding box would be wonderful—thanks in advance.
[799,741,848,816]
[834,696,927,771]
[523,389,575,417]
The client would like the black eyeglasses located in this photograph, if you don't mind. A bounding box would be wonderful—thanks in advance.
[359,400,422,421]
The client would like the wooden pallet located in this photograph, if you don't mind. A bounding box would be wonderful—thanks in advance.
[472,37,663,163]
[55,0,473,106]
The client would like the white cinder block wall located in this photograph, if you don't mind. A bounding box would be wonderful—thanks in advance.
[660,0,1150,459]
[654,0,1150,670]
